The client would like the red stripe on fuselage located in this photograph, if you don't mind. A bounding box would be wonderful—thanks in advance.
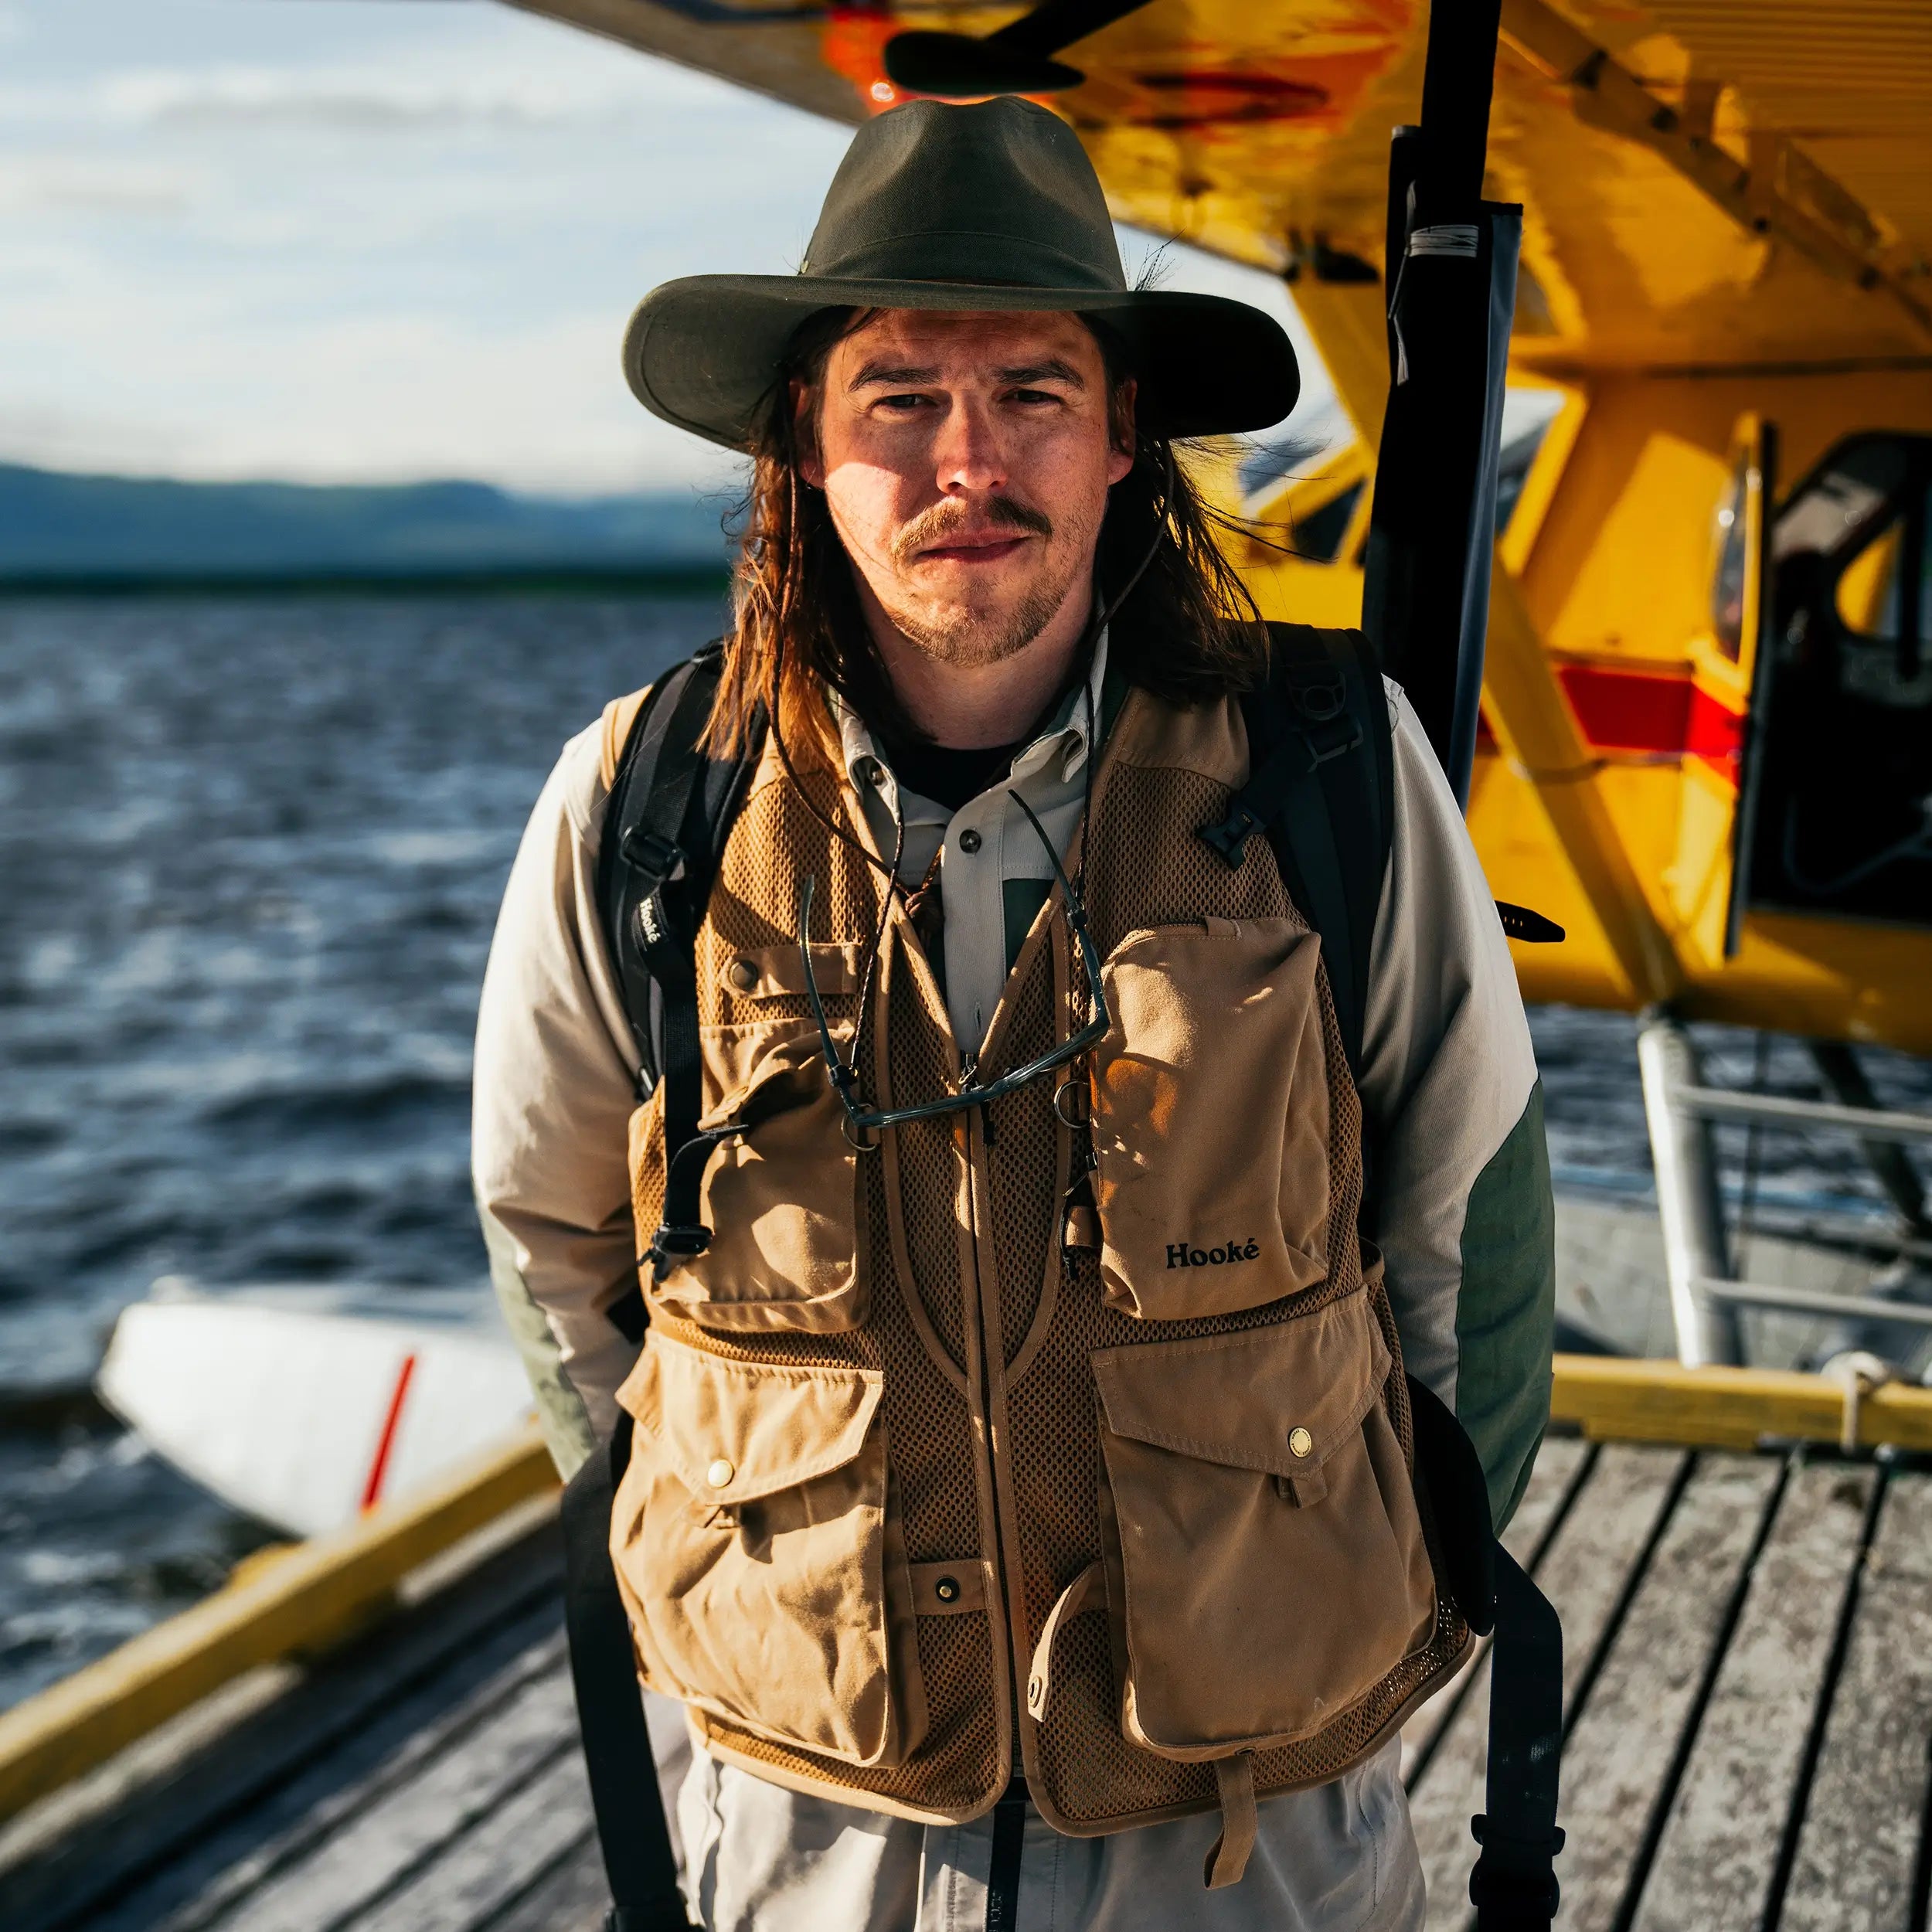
[1551,662,1743,776]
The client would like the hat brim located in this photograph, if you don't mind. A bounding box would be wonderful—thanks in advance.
[624,275,1300,451]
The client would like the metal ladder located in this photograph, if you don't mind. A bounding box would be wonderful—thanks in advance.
[1637,1010,1932,1368]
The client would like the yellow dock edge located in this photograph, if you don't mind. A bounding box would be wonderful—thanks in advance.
[1549,1353,1932,1453]
[5,1354,1931,1826]
[0,1421,556,1825]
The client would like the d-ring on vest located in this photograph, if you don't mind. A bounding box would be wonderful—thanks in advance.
[558,628,1563,1932]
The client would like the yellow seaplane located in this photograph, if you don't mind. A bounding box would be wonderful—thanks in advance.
[495,0,1932,1372]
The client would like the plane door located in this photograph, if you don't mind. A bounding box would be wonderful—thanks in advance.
[1731,430,1932,941]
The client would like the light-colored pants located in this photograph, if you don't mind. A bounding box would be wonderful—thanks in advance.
[668,1725,1425,1932]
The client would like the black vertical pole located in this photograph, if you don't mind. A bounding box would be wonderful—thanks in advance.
[1360,0,1519,810]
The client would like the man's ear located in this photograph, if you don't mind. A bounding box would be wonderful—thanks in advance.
[1107,376,1138,487]
[792,377,825,488]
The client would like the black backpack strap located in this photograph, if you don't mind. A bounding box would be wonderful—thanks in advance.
[568,648,767,1932]
[1199,623,1392,1080]
[1408,1376,1565,1930]
[560,1415,696,1932]
[1202,641,1563,1923]
[596,644,766,1309]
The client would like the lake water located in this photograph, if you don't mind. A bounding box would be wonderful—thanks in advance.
[1,595,1926,1713]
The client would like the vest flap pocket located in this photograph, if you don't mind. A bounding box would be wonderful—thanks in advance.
[646,1023,865,1335]
[1091,1294,1388,1479]
[628,1328,884,1502]
[1091,1295,1437,1758]
[1090,919,1332,1321]
[611,1332,922,1769]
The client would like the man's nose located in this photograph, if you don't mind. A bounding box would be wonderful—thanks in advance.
[934,396,1007,495]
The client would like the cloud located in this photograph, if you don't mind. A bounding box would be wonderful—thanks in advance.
[0,0,1335,490]
[94,64,670,134]
[0,156,198,216]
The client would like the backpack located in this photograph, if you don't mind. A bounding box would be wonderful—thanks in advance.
[560,626,1564,1932]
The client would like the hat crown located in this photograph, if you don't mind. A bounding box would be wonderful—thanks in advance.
[802,98,1126,294]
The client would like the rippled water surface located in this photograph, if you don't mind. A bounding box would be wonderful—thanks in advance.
[0,596,704,1708]
[1,595,1927,1713]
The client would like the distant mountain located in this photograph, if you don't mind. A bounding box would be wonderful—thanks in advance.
[0,464,736,583]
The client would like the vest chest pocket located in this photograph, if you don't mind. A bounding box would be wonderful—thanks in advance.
[631,1021,866,1333]
[610,1332,927,1768]
[1088,918,1332,1321]
[1090,1294,1437,1757]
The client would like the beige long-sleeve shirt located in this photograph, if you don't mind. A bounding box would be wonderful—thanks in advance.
[470,663,1554,1931]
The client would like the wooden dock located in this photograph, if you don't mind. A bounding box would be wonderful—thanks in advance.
[5,1393,1932,1929]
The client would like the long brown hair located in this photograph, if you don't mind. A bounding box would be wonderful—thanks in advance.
[702,305,1267,761]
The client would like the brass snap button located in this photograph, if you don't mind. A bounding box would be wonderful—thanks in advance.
[958,828,982,854]
[726,957,758,992]
[855,755,884,787]
[706,1458,736,1488]
[1287,1427,1313,1459]
[934,1574,961,1604]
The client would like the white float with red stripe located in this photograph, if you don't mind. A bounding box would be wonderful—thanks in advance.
[97,1284,533,1537]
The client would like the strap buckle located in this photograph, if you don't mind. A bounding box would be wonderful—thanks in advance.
[1286,670,1348,723]
[1199,804,1262,869]
[620,823,682,886]
[1299,713,1363,770]
[647,1222,713,1282]
[1468,1815,1566,1923]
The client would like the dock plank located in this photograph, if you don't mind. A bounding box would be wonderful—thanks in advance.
[205,1665,581,1932]
[5,1537,563,1932]
[1553,1451,1783,1929]
[488,1835,609,1932]
[1402,1437,1593,1781]
[1781,1471,1932,1932]
[1409,1444,1690,1931]
[357,1750,594,1932]
[1630,1459,1876,1932]
[143,1631,567,1932]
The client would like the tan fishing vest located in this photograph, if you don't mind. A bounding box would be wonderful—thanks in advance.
[605,682,1470,1883]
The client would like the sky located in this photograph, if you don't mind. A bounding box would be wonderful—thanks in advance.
[0,0,1342,497]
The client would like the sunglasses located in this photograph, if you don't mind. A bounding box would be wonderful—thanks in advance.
[798,791,1111,1138]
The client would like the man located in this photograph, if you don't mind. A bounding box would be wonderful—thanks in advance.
[474,97,1553,1932]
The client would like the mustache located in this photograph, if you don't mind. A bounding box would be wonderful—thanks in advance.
[893,495,1053,564]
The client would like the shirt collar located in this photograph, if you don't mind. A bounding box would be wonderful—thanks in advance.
[835,627,1110,801]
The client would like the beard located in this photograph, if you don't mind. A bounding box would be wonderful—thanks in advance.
[880,494,1092,668]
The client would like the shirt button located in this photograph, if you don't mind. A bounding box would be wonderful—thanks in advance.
[706,1458,735,1489]
[958,828,983,854]
[855,756,883,787]
[1287,1427,1313,1459]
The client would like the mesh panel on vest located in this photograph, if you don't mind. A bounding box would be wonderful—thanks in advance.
[623,697,1465,1836]
[981,951,1061,1371]
[881,951,972,1378]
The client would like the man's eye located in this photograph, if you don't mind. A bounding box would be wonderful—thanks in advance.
[876,393,932,412]
[1008,387,1061,406]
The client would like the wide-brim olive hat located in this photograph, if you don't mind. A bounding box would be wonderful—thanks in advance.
[624,97,1298,451]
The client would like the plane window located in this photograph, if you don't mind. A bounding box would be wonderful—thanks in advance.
[1710,449,1750,661]
[1831,498,1931,692]
[1291,480,1363,562]
[1742,433,1932,927]
[1835,519,1901,636]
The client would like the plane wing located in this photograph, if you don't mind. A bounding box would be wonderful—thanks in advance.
[505,0,1932,374]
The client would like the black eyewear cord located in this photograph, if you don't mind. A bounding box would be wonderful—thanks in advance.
[798,789,1111,1138]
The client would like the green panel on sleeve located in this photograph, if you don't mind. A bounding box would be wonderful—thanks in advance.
[1456,1080,1556,1532]
[480,1205,598,1481]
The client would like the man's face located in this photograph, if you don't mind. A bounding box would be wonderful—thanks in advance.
[798,309,1134,671]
